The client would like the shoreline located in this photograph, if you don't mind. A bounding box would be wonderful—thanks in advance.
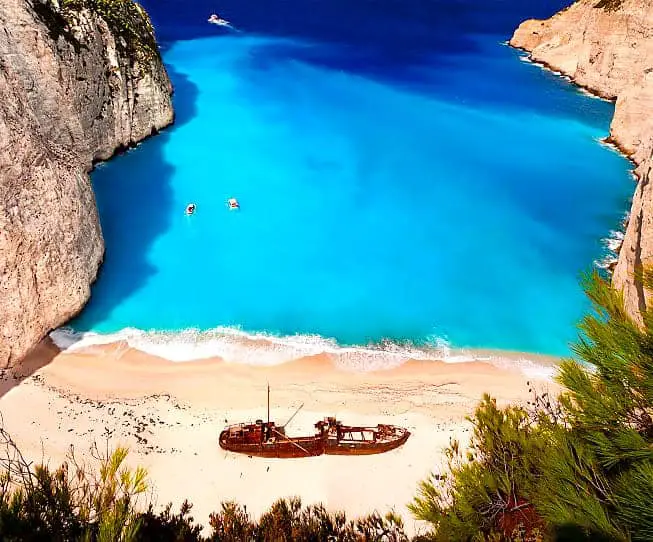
[27,338,556,408]
[0,339,557,536]
[49,327,560,378]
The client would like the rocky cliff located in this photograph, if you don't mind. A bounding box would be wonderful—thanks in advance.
[510,0,653,321]
[0,0,173,367]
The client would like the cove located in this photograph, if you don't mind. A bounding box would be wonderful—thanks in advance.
[68,0,634,360]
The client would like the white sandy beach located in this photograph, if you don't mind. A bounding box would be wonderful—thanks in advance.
[0,339,557,537]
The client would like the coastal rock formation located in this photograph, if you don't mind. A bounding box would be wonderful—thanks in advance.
[0,0,173,367]
[510,0,653,321]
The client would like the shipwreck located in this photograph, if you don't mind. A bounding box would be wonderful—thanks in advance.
[218,385,410,458]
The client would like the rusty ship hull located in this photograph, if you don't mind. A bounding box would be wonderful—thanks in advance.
[325,427,411,455]
[219,387,409,458]
[219,419,410,458]
[219,428,325,458]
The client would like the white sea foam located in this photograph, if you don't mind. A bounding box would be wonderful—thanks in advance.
[49,327,555,380]
[596,137,624,156]
[576,87,607,101]
[517,54,611,101]
[594,212,630,271]
[604,229,625,252]
[487,355,557,380]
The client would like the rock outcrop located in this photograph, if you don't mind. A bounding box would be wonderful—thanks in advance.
[0,0,173,367]
[510,0,653,322]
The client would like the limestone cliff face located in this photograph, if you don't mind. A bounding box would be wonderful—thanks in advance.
[0,0,173,367]
[510,0,653,321]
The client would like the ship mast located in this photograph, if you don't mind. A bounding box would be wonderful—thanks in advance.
[267,382,270,426]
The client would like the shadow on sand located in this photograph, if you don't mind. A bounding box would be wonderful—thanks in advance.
[0,339,59,400]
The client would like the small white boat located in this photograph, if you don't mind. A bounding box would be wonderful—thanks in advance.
[208,13,231,26]
[227,198,240,210]
[185,203,196,215]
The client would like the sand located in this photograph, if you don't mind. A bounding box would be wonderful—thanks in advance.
[0,339,558,537]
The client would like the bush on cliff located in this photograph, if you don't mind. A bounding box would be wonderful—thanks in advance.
[410,270,653,541]
[59,0,160,62]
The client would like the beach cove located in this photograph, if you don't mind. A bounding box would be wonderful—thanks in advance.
[0,0,644,536]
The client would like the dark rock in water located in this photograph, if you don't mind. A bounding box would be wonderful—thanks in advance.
[0,0,174,366]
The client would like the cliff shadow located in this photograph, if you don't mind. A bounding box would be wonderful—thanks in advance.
[65,64,199,332]
[0,339,59,399]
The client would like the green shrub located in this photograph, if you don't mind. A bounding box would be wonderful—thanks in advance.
[209,497,409,541]
[409,395,553,541]
[0,427,147,541]
[135,501,205,541]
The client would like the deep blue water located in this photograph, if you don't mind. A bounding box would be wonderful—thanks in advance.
[69,0,633,358]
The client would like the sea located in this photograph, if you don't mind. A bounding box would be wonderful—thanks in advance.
[52,0,634,371]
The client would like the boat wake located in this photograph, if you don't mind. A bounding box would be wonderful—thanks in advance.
[207,15,241,32]
[49,326,556,379]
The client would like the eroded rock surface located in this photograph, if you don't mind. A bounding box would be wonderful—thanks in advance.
[511,0,653,321]
[0,0,173,366]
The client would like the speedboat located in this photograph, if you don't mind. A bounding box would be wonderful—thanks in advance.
[185,203,196,215]
[227,197,240,210]
[208,13,231,26]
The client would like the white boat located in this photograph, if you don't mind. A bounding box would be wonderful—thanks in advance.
[185,203,196,215]
[208,13,231,26]
[227,198,240,210]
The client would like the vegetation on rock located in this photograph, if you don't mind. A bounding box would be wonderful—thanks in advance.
[594,0,624,12]
[58,0,160,62]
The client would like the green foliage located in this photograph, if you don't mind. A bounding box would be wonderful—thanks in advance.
[412,270,653,541]
[208,496,409,541]
[0,429,147,542]
[409,396,551,541]
[555,271,653,541]
[135,501,205,541]
[208,501,255,541]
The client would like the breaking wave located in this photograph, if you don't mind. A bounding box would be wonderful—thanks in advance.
[49,326,556,379]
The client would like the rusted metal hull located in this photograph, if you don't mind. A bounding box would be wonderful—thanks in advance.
[220,387,411,458]
[325,430,411,455]
[219,424,410,458]
[219,430,325,458]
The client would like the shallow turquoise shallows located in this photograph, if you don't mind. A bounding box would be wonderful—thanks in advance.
[70,0,633,359]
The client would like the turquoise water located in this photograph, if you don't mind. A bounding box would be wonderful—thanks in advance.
[69,0,633,360]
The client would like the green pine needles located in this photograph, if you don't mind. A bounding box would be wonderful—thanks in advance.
[411,270,653,541]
